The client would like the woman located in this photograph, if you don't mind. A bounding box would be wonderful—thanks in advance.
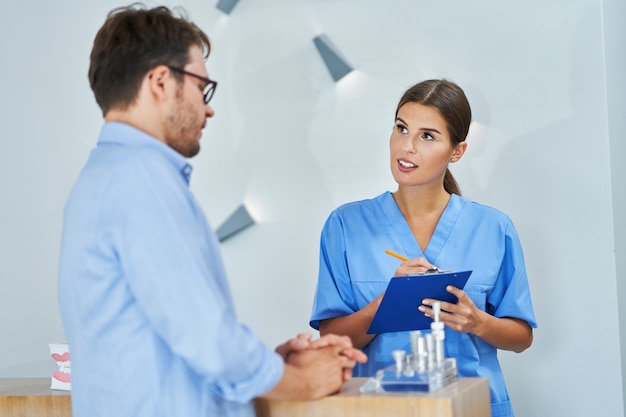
[309,79,537,417]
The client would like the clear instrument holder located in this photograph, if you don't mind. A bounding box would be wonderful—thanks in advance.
[360,356,457,393]
[360,302,457,394]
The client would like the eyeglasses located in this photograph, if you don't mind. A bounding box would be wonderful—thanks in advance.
[167,66,217,104]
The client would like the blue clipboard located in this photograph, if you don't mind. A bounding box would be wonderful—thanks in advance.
[367,270,472,334]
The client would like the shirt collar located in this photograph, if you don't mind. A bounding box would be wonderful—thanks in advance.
[98,122,193,183]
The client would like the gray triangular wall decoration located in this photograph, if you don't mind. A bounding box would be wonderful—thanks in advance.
[313,34,353,82]
[216,204,255,242]
[216,0,240,14]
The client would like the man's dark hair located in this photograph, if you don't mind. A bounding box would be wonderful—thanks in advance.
[88,3,211,115]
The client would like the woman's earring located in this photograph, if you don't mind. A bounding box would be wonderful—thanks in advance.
[450,158,456,163]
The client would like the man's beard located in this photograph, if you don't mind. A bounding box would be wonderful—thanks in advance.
[165,86,201,158]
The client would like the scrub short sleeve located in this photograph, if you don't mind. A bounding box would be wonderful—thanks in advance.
[489,219,537,328]
[310,211,358,329]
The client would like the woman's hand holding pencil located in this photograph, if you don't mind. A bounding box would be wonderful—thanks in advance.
[385,249,440,275]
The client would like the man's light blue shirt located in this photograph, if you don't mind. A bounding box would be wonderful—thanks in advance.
[58,122,283,417]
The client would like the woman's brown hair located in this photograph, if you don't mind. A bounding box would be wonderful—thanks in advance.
[395,79,472,195]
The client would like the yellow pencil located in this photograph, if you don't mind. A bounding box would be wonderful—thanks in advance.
[385,249,408,262]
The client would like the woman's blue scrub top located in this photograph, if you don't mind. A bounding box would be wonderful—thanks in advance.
[310,192,537,417]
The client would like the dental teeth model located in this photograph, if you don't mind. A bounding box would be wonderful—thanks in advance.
[49,342,71,391]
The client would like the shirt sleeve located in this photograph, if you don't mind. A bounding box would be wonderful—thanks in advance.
[106,154,283,402]
[310,211,359,330]
[488,218,538,328]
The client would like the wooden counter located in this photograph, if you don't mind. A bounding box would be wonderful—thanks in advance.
[254,377,491,417]
[0,377,490,417]
[0,378,71,417]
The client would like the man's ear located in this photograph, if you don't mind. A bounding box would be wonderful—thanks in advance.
[146,65,173,102]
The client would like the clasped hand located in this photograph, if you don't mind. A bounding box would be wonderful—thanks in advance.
[277,333,367,381]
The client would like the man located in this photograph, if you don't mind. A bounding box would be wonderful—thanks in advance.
[58,5,366,417]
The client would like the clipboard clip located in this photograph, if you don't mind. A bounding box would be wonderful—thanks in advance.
[410,268,454,276]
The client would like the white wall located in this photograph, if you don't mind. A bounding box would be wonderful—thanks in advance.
[0,1,623,416]
[604,0,626,414]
